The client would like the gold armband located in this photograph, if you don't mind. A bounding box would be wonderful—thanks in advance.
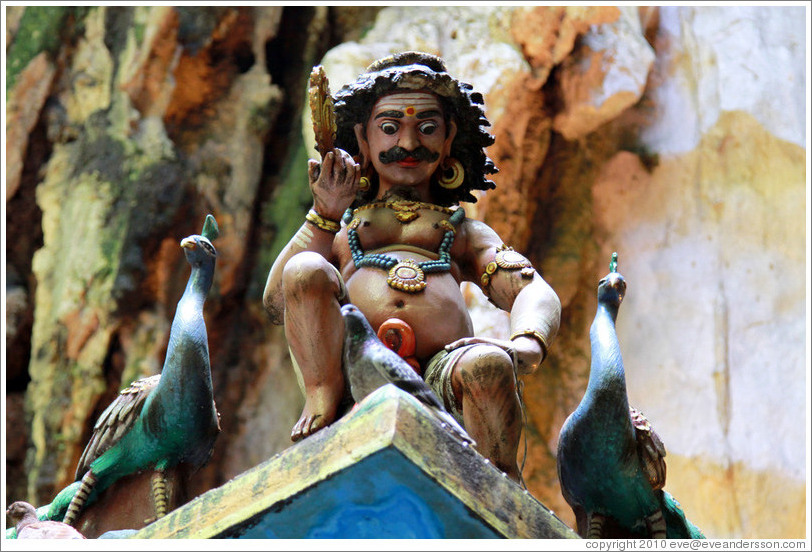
[305,208,341,233]
[480,244,536,289]
[510,329,549,361]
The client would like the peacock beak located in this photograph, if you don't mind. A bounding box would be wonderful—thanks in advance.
[180,237,196,249]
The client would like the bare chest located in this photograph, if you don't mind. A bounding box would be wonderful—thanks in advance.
[336,204,467,269]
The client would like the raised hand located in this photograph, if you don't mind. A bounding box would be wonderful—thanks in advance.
[309,148,360,221]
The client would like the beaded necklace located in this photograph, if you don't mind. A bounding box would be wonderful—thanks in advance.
[346,203,465,293]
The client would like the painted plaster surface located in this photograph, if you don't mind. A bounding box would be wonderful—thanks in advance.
[318,5,808,538]
[7,5,806,539]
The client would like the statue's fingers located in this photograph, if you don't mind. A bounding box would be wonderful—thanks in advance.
[331,156,344,181]
[353,163,361,185]
[445,336,510,352]
[323,150,335,174]
[445,338,471,351]
[333,149,351,181]
[315,151,334,184]
[308,159,321,182]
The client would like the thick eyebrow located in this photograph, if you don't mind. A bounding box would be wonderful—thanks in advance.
[416,110,441,119]
[374,110,403,119]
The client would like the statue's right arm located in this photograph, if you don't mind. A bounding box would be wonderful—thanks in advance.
[263,149,360,325]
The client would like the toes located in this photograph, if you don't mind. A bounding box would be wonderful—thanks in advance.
[291,418,305,442]
[307,414,324,435]
[291,413,324,442]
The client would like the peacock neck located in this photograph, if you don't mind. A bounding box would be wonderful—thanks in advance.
[153,262,214,397]
[183,262,214,304]
[579,302,630,423]
[140,256,217,450]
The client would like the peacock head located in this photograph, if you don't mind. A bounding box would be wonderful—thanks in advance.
[597,252,626,307]
[180,235,217,267]
[180,214,219,267]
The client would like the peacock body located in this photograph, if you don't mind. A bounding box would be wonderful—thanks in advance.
[60,215,222,526]
[557,254,703,539]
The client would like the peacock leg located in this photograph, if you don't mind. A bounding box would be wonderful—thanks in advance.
[645,509,667,538]
[63,470,97,525]
[151,469,168,518]
[587,512,606,538]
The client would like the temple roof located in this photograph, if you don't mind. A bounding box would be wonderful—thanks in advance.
[133,384,578,539]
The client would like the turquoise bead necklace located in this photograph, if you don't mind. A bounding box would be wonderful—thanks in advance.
[345,203,465,293]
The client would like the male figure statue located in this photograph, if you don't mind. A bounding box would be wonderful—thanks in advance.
[264,52,561,481]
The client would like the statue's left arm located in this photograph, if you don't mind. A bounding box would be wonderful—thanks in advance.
[455,218,561,375]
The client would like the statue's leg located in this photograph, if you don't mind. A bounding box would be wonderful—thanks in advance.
[282,252,347,442]
[151,469,167,518]
[645,509,667,538]
[587,512,606,538]
[451,344,522,481]
[63,470,97,525]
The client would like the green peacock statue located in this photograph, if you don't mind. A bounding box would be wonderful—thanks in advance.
[55,214,223,526]
[556,253,704,539]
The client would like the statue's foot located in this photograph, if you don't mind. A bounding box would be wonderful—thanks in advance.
[290,390,341,442]
[291,412,325,442]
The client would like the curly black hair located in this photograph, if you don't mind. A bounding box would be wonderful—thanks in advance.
[333,52,498,206]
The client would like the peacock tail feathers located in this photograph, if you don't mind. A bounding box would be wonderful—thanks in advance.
[661,491,706,539]
[631,406,667,490]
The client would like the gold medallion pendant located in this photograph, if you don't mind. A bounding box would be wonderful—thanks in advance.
[387,260,427,293]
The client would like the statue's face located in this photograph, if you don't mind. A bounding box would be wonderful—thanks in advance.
[355,91,456,195]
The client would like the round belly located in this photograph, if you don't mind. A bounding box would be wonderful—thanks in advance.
[345,263,474,362]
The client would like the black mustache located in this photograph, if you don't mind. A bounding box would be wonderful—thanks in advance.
[378,146,439,165]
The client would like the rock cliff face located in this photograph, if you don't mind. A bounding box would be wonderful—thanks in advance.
[5,6,806,538]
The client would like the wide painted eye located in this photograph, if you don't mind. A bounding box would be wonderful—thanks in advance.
[380,121,399,135]
[418,121,438,135]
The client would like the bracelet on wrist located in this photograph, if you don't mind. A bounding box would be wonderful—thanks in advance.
[510,329,549,361]
[305,208,341,234]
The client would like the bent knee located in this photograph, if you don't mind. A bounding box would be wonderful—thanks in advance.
[282,252,342,299]
[456,344,515,390]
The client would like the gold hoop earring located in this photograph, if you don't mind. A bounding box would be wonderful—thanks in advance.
[354,154,372,192]
[437,158,464,189]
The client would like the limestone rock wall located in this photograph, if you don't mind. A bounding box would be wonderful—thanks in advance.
[5,3,334,511]
[4,5,806,539]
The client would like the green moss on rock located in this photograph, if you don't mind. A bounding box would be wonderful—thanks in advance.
[6,7,92,93]
[251,134,313,299]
